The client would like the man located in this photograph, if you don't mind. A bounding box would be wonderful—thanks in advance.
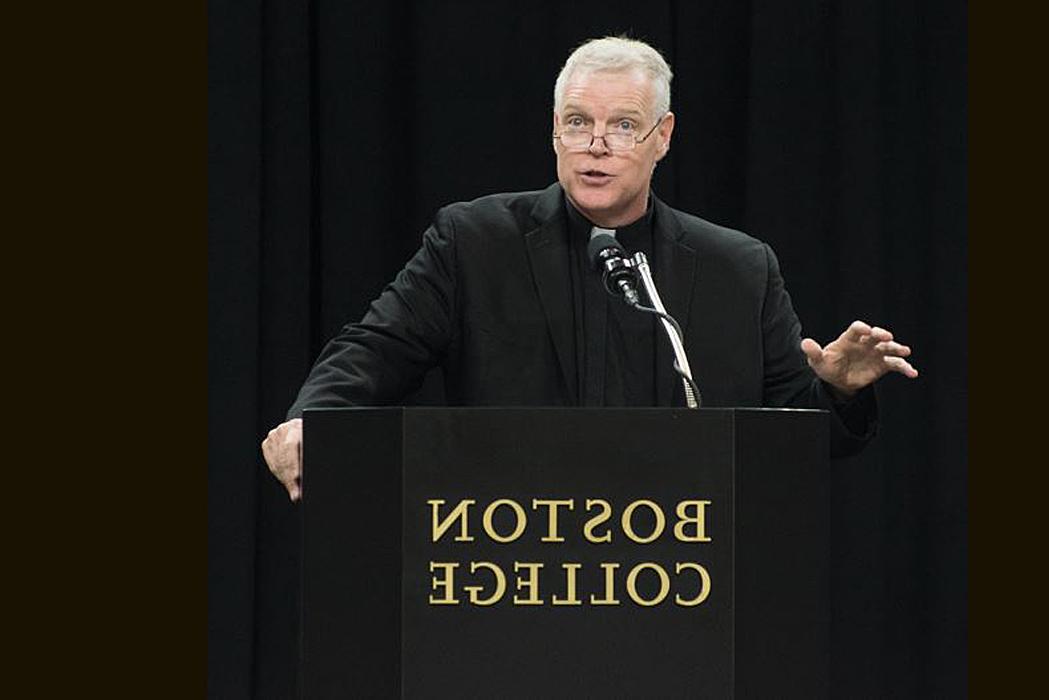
[263,37,917,502]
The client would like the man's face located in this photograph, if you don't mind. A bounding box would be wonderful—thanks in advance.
[553,69,674,228]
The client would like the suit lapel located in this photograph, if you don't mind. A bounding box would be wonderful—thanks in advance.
[652,197,698,407]
[524,185,578,403]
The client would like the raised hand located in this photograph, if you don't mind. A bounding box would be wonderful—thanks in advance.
[800,320,918,398]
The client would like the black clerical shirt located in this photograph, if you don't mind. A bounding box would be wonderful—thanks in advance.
[565,198,659,406]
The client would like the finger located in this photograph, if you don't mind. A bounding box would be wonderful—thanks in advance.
[868,326,894,343]
[282,452,302,485]
[843,320,873,343]
[885,356,919,378]
[285,442,304,496]
[874,340,911,357]
[263,447,289,482]
[263,436,296,481]
[272,458,300,500]
[261,434,279,474]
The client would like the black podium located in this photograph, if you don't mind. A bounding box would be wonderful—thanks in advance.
[301,407,829,699]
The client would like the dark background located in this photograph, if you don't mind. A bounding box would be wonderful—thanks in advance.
[209,1,966,697]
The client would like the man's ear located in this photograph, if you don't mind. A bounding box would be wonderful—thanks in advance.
[551,111,560,153]
[656,111,675,161]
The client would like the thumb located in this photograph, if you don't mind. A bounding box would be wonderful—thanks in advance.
[800,338,823,366]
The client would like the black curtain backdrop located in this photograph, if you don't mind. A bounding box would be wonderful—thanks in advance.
[209,1,967,697]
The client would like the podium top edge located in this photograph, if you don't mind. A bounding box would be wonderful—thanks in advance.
[300,406,828,415]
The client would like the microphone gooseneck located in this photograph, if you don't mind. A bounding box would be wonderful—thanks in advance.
[631,251,702,409]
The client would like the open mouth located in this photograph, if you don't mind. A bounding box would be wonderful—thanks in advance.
[580,170,613,183]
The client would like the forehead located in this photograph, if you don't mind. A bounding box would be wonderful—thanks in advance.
[558,68,653,116]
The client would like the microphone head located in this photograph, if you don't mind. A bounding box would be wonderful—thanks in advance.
[586,228,639,301]
[586,230,624,271]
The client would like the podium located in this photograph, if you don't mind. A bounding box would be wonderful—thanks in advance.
[301,407,829,699]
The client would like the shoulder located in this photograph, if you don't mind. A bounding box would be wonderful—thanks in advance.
[655,200,783,295]
[660,202,771,261]
[433,187,552,236]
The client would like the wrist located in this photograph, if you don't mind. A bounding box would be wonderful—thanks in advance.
[825,381,857,403]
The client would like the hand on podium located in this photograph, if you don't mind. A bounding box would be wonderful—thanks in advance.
[262,417,303,501]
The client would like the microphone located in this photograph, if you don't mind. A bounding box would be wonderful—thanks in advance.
[586,229,641,306]
[586,227,702,408]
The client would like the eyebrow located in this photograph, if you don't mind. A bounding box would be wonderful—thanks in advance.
[561,103,646,120]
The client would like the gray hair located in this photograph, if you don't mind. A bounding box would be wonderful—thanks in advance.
[553,36,673,122]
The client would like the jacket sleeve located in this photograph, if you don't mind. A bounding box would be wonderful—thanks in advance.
[758,243,878,458]
[286,210,458,418]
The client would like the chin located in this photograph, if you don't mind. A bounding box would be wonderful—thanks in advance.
[571,190,620,218]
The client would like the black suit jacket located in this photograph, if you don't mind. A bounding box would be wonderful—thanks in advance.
[288,183,876,456]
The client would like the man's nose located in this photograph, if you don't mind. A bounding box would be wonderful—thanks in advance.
[587,132,610,155]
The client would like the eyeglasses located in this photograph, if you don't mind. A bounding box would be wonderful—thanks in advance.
[553,113,666,153]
